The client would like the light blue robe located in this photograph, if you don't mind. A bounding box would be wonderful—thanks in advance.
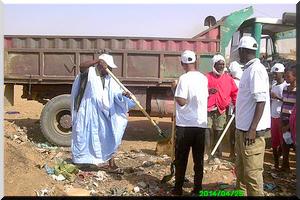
[71,67,135,165]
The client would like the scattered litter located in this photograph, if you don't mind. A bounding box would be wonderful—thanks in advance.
[54,160,79,181]
[13,135,20,140]
[133,186,140,193]
[142,161,155,168]
[264,183,277,191]
[35,189,50,196]
[95,170,108,182]
[5,111,20,115]
[52,174,66,181]
[36,142,58,150]
[110,187,127,196]
[44,164,55,175]
[270,173,279,179]
[77,171,95,180]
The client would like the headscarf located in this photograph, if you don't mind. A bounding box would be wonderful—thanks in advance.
[229,61,243,80]
[212,54,226,76]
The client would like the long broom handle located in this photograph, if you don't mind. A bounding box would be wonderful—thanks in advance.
[210,114,235,157]
[105,67,163,135]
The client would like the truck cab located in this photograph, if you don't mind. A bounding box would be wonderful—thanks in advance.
[229,13,296,71]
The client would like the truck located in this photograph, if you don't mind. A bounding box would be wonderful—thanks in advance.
[4,6,296,146]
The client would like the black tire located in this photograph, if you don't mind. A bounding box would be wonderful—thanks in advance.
[40,94,72,146]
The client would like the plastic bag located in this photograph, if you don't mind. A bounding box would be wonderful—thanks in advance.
[283,131,293,145]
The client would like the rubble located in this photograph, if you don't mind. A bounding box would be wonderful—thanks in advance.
[137,181,147,189]
[35,188,50,196]
[95,170,109,182]
[133,186,140,193]
[142,161,155,168]
[52,174,66,181]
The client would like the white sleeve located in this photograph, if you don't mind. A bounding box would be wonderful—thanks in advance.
[250,67,268,102]
[175,76,188,99]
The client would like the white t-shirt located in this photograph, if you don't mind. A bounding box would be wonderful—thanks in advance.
[175,71,208,128]
[271,81,288,118]
[236,58,271,131]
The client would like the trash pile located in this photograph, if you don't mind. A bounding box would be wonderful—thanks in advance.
[4,119,296,197]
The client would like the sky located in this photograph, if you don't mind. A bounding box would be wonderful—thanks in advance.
[3,3,297,38]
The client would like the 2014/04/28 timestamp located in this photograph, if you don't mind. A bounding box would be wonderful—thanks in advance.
[199,190,244,196]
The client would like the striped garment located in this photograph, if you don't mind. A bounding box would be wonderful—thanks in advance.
[281,86,296,123]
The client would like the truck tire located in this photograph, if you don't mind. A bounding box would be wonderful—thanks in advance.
[40,94,72,146]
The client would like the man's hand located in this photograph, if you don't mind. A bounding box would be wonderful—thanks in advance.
[122,91,132,99]
[245,128,256,146]
[209,88,218,94]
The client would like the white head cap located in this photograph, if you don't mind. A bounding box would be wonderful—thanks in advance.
[229,61,243,80]
[181,50,196,64]
[99,54,118,68]
[238,36,258,50]
[271,63,285,73]
[211,54,226,76]
[212,54,225,67]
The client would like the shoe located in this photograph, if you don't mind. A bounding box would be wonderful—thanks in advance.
[171,188,183,196]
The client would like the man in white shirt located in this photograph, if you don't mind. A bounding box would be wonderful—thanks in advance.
[171,50,208,196]
[235,36,270,196]
[270,63,287,169]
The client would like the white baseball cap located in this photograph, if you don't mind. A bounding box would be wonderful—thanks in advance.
[238,36,258,50]
[271,63,285,73]
[99,54,118,68]
[181,50,196,64]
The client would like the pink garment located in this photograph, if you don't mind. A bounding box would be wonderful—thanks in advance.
[289,105,296,144]
[206,72,238,114]
[271,117,282,148]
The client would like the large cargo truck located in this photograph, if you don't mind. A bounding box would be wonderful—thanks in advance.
[4,6,295,146]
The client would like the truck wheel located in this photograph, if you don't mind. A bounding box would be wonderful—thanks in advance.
[40,94,72,146]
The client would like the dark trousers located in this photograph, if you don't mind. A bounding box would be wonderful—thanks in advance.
[174,126,205,191]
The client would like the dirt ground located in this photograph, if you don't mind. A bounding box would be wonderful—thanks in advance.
[3,86,297,196]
